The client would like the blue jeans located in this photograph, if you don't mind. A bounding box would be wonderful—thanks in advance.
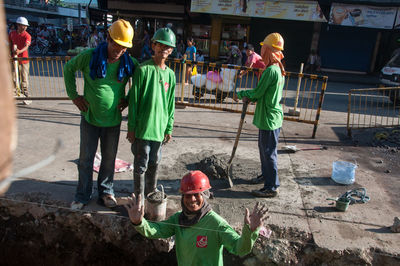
[75,117,120,204]
[259,128,280,191]
[131,139,162,203]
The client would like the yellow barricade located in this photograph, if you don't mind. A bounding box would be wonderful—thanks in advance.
[347,87,400,136]
[12,56,328,138]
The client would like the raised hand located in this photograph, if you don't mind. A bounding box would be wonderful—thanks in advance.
[244,202,269,232]
[124,193,145,225]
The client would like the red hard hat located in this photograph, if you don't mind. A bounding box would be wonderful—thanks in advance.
[179,171,211,194]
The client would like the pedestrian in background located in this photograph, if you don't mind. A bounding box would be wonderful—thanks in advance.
[125,171,269,265]
[184,37,196,84]
[226,42,242,66]
[236,33,285,198]
[64,19,138,210]
[9,17,31,104]
[87,28,99,48]
[304,49,321,73]
[140,29,152,61]
[127,28,176,205]
[239,44,265,78]
[196,49,204,62]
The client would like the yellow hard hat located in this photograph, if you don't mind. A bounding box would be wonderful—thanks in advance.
[108,19,134,48]
[260,33,284,51]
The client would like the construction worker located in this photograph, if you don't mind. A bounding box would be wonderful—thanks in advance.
[236,33,285,198]
[64,19,139,210]
[125,171,269,265]
[9,17,31,104]
[126,28,176,205]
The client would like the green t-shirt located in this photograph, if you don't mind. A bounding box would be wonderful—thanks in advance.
[238,64,284,130]
[127,59,176,142]
[134,211,259,266]
[64,48,139,127]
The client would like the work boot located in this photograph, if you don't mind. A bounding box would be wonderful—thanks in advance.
[101,194,117,208]
[133,172,145,206]
[70,201,85,210]
[145,164,158,196]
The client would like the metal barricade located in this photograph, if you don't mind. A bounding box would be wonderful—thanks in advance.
[12,56,328,138]
[12,57,76,100]
[167,59,328,138]
[347,87,400,136]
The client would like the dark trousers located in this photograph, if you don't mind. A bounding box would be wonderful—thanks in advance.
[75,117,120,204]
[258,128,280,191]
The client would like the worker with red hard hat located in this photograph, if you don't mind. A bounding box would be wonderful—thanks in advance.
[125,170,269,265]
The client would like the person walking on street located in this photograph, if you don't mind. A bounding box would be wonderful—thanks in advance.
[9,17,31,104]
[236,33,285,198]
[184,37,196,84]
[64,19,138,210]
[126,28,176,205]
[125,171,269,265]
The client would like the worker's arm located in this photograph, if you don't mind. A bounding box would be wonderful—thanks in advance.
[125,193,176,239]
[63,49,92,111]
[237,66,276,102]
[220,202,268,256]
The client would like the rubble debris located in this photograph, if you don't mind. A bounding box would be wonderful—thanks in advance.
[391,217,400,233]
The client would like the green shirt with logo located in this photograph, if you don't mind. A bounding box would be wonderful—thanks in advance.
[64,48,139,127]
[128,59,176,142]
[134,211,259,266]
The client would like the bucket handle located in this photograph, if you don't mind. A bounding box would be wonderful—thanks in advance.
[157,184,164,199]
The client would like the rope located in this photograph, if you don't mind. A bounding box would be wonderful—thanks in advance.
[340,188,370,204]
[0,196,398,260]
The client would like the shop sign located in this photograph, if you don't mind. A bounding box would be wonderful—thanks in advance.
[329,3,396,29]
[190,0,327,22]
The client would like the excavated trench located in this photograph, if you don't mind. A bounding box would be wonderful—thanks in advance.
[1,152,399,265]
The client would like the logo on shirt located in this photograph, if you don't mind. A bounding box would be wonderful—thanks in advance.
[164,82,169,92]
[196,235,208,248]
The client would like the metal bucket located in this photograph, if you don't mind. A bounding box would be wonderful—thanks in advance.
[327,197,350,212]
[145,185,167,221]
[335,198,350,212]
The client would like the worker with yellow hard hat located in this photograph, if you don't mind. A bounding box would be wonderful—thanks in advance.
[64,19,139,210]
[236,32,286,198]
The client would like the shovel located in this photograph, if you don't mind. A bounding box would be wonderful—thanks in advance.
[225,101,249,188]
[282,145,327,153]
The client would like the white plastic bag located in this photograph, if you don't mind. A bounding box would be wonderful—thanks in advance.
[191,74,207,88]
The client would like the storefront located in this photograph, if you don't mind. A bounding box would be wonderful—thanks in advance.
[317,2,398,73]
[190,0,326,66]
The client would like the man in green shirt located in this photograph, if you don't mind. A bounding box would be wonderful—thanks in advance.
[127,28,176,205]
[237,33,286,198]
[64,19,138,210]
[125,171,269,266]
